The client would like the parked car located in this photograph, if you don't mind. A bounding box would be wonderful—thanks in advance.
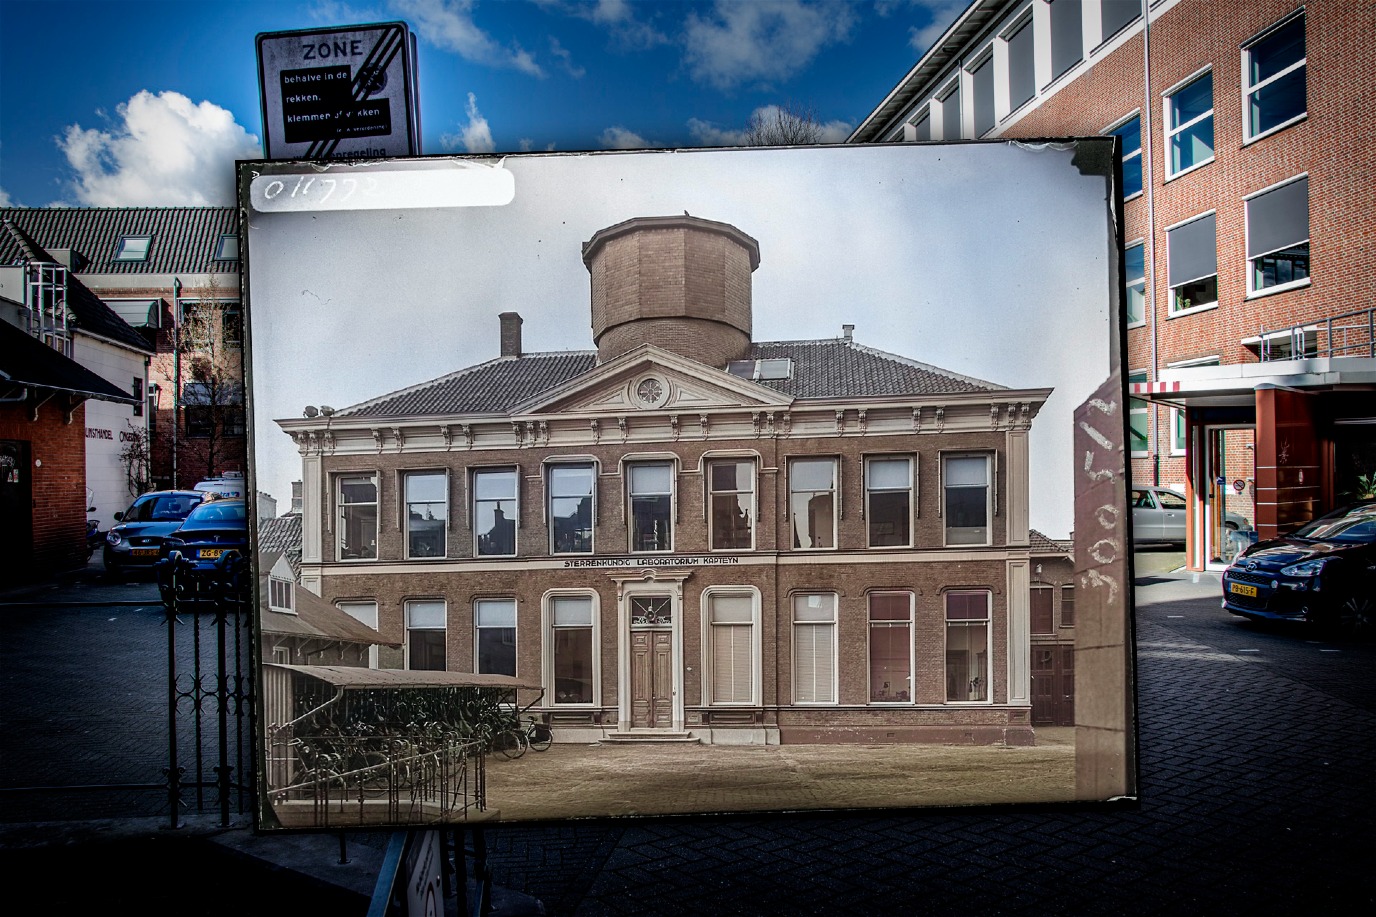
[1222,500,1376,637]
[193,472,247,500]
[1131,486,1250,545]
[157,497,250,605]
[103,490,204,579]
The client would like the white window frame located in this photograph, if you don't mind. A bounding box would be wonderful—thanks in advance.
[788,456,839,551]
[792,593,838,705]
[338,600,380,668]
[1244,173,1311,298]
[865,455,915,549]
[403,469,448,560]
[626,459,676,553]
[213,233,239,261]
[1128,369,1150,458]
[1164,66,1215,180]
[1061,585,1076,628]
[405,599,447,672]
[472,467,518,557]
[866,591,914,705]
[904,105,932,142]
[1242,11,1307,145]
[1170,407,1187,457]
[547,460,597,555]
[336,473,379,562]
[1105,111,1143,202]
[268,576,295,613]
[1165,209,1219,316]
[544,590,600,707]
[941,453,992,547]
[701,586,761,707]
[1123,238,1146,328]
[114,235,152,262]
[474,597,518,677]
[944,590,992,705]
[706,458,756,552]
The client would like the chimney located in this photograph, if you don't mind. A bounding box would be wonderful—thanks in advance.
[842,324,854,342]
[499,312,523,357]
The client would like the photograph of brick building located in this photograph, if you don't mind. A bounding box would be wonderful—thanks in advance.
[849,0,1376,571]
[244,142,1124,819]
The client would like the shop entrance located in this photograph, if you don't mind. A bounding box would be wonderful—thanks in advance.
[1203,426,1256,568]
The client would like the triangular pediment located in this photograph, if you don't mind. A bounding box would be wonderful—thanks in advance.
[513,344,793,416]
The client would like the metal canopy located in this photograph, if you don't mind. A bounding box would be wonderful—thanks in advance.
[264,663,541,691]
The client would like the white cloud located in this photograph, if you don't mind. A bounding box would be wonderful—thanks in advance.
[686,118,749,147]
[683,0,855,91]
[441,93,496,153]
[56,91,260,207]
[549,36,585,78]
[310,0,390,25]
[535,0,670,49]
[687,105,853,147]
[907,1,966,55]
[394,0,544,76]
[599,126,648,150]
[0,187,13,207]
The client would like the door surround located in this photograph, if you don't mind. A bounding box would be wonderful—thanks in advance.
[610,568,690,733]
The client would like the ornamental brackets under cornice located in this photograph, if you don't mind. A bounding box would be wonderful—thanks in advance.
[439,425,453,450]
[370,429,384,452]
[391,427,405,451]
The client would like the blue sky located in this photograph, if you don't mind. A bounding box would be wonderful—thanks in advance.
[0,0,968,207]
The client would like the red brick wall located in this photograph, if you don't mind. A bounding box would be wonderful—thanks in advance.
[0,401,87,575]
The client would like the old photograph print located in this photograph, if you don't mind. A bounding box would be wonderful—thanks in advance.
[241,141,1131,829]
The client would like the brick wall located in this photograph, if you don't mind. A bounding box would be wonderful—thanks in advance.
[0,401,87,575]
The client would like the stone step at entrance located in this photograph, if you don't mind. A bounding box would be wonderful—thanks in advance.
[599,731,701,744]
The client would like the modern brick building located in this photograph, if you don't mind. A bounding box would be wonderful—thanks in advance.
[850,0,1376,570]
[278,215,1055,745]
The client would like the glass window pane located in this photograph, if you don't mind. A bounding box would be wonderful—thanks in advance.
[945,456,987,487]
[340,478,376,503]
[946,592,988,620]
[1249,66,1305,136]
[1101,0,1139,41]
[407,600,446,629]
[477,628,515,676]
[1170,74,1213,129]
[869,620,911,702]
[710,460,751,492]
[474,470,515,500]
[476,598,516,627]
[1031,588,1054,634]
[869,593,910,621]
[630,463,671,493]
[1170,115,1214,172]
[551,464,594,496]
[1007,19,1034,110]
[790,459,834,491]
[712,493,753,549]
[791,490,834,549]
[946,623,989,701]
[941,86,960,139]
[409,630,446,671]
[552,595,593,627]
[551,464,594,554]
[972,56,995,136]
[553,629,593,703]
[1249,17,1304,86]
[710,593,753,624]
[793,593,835,622]
[1050,0,1083,79]
[868,458,910,489]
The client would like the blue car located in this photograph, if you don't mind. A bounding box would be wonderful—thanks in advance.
[157,498,249,605]
[104,490,204,580]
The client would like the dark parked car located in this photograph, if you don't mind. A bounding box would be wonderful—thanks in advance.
[1222,500,1376,636]
[157,497,249,604]
[103,490,204,579]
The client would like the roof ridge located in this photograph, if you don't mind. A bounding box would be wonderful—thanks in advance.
[334,353,593,417]
[843,339,1007,391]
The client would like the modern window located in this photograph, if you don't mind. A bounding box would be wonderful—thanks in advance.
[938,81,961,140]
[1031,586,1053,634]
[268,575,295,613]
[943,454,990,546]
[406,600,446,671]
[222,406,245,437]
[475,598,516,676]
[1171,407,1187,456]
[1101,0,1140,42]
[1167,212,1218,313]
[628,462,673,552]
[404,471,447,558]
[549,463,595,554]
[1124,241,1146,326]
[1166,71,1214,176]
[473,468,517,556]
[706,591,755,705]
[789,458,836,550]
[223,304,243,349]
[793,593,836,704]
[1246,175,1309,295]
[1244,13,1306,141]
[1005,14,1035,112]
[1061,586,1076,627]
[909,108,931,142]
[725,358,793,381]
[868,592,913,703]
[708,459,754,550]
[132,378,143,417]
[970,51,995,137]
[1049,0,1083,81]
[114,235,152,262]
[337,474,378,560]
[338,601,380,667]
[1129,371,1150,456]
[1109,115,1142,199]
[214,233,239,261]
[945,591,990,702]
[549,594,595,704]
[866,456,912,547]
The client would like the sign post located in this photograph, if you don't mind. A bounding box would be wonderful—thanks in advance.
[257,22,420,160]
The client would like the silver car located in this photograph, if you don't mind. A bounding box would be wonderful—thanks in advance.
[1131,485,1250,545]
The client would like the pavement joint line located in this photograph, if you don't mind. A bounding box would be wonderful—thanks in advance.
[1238,649,1261,653]
[0,602,162,608]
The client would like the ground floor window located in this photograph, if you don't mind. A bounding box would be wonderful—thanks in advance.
[549,594,594,704]
[793,593,836,704]
[945,591,990,702]
[1031,587,1054,634]
[405,599,446,671]
[475,598,516,676]
[868,592,912,702]
[706,591,755,705]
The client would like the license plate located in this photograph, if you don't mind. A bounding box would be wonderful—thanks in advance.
[199,548,224,560]
[131,548,159,557]
[1229,582,1258,597]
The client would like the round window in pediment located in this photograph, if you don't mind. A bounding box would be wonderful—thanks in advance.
[634,376,668,409]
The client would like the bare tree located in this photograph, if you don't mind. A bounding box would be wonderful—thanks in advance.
[176,281,244,483]
[117,421,152,499]
[743,102,827,146]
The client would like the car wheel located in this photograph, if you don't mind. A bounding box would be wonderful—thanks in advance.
[1333,591,1376,640]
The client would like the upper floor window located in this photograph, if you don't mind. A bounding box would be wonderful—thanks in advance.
[1004,14,1035,112]
[337,474,378,561]
[1031,586,1054,634]
[473,468,517,557]
[908,107,931,142]
[1049,0,1083,81]
[708,459,754,550]
[1166,70,1214,177]
[628,462,673,552]
[1100,0,1140,43]
[969,51,995,137]
[1246,175,1309,295]
[938,81,961,140]
[1061,585,1076,627]
[1167,212,1218,313]
[475,598,516,676]
[214,233,239,261]
[866,456,912,548]
[404,471,447,559]
[789,458,836,550]
[943,454,990,546]
[549,464,595,554]
[1124,241,1146,327]
[268,576,295,613]
[1244,13,1306,142]
[1109,114,1142,199]
[114,235,152,262]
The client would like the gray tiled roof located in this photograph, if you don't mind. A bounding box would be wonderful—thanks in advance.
[258,513,303,579]
[1029,529,1072,554]
[2,219,153,353]
[0,207,237,276]
[338,339,1002,420]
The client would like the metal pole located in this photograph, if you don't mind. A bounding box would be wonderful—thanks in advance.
[216,585,232,826]
[165,597,182,829]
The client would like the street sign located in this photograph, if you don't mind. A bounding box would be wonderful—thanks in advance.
[1233,479,1245,494]
[257,22,419,160]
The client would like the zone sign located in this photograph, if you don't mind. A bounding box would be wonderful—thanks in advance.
[257,22,420,161]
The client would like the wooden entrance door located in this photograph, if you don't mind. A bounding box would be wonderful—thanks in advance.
[1031,645,1075,726]
[630,630,673,728]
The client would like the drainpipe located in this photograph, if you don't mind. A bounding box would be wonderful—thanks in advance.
[172,277,181,489]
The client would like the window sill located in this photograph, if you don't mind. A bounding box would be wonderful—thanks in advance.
[1164,156,1215,183]
[1123,190,1143,204]
[1245,277,1311,301]
[866,543,915,551]
[1127,319,1147,330]
[1242,113,1307,147]
[1166,301,1219,320]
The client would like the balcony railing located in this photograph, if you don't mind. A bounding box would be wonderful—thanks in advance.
[1258,305,1376,361]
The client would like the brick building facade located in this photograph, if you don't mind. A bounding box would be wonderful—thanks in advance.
[279,215,1054,745]
[850,0,1376,570]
